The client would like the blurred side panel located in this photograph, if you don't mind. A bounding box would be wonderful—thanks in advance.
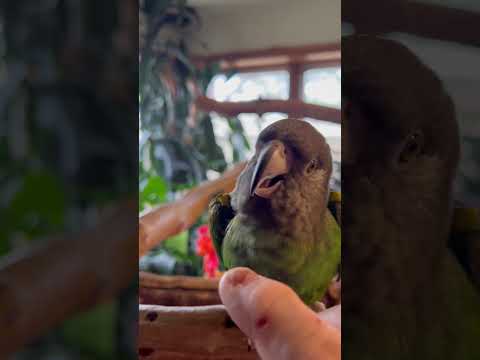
[342,0,480,359]
[0,0,138,359]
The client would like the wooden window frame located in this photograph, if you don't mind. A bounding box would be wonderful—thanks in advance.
[193,43,341,123]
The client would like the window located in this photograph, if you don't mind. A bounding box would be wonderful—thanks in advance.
[208,70,290,102]
[202,44,341,189]
[303,67,341,109]
[206,67,341,160]
[207,70,289,163]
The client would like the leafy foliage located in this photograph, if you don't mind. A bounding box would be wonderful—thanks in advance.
[139,0,251,276]
[0,0,137,358]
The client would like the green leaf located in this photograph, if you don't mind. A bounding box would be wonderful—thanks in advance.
[3,172,66,240]
[139,175,168,207]
[163,230,188,256]
[193,114,227,172]
[61,301,117,358]
[0,237,10,257]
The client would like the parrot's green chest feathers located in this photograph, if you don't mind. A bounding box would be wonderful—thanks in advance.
[209,192,341,306]
[224,211,340,306]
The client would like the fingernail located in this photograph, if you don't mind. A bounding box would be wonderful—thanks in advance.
[227,268,256,287]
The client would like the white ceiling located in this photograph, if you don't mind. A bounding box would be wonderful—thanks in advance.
[189,0,273,6]
[186,0,340,55]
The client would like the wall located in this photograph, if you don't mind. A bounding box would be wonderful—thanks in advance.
[187,0,340,55]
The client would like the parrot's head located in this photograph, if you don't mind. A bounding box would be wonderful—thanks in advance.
[342,36,459,185]
[231,118,332,233]
[342,35,460,289]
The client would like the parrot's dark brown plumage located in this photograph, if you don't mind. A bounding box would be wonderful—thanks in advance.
[342,35,480,360]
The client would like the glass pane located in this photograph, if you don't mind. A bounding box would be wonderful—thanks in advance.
[206,68,340,192]
[207,70,290,166]
[210,112,287,164]
[304,118,341,191]
[304,118,341,138]
[239,112,287,149]
[207,70,290,101]
[303,67,341,109]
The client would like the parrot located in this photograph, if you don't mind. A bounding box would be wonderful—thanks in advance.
[342,34,480,360]
[449,207,480,290]
[208,118,341,307]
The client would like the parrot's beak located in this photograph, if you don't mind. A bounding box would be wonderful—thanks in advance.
[250,140,290,198]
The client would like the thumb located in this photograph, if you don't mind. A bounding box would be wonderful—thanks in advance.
[219,267,340,360]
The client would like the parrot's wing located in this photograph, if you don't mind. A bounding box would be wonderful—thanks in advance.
[328,191,341,278]
[208,193,235,267]
[464,231,480,290]
[449,208,480,290]
[328,191,341,226]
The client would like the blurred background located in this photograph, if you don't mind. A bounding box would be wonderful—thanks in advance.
[139,0,341,277]
[0,0,137,359]
[343,0,480,206]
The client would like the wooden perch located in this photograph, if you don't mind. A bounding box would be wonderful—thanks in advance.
[140,288,221,307]
[0,198,137,357]
[139,272,221,306]
[138,274,340,359]
[140,272,219,290]
[139,162,246,257]
[195,95,341,123]
[139,271,341,307]
[139,304,259,360]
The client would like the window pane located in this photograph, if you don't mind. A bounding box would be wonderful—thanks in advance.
[211,112,287,164]
[207,70,290,165]
[302,66,341,191]
[206,68,340,191]
[207,70,290,102]
[304,118,341,138]
[239,112,287,148]
[304,118,341,191]
[303,67,341,109]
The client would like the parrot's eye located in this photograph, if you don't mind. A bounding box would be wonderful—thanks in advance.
[305,159,317,174]
[398,131,424,164]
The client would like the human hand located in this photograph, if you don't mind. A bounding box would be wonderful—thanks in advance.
[219,267,341,360]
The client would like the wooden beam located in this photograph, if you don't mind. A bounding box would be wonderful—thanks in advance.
[195,96,341,123]
[193,43,340,64]
[139,304,259,359]
[139,162,246,257]
[0,199,137,357]
[214,59,340,74]
[289,63,302,101]
[193,43,340,72]
[344,0,480,48]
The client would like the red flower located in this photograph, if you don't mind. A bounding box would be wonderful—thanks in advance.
[203,251,219,278]
[195,224,220,278]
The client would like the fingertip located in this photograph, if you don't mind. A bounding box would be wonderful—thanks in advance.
[317,304,341,331]
[220,267,258,290]
[219,268,257,305]
[220,271,341,359]
[219,268,261,337]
